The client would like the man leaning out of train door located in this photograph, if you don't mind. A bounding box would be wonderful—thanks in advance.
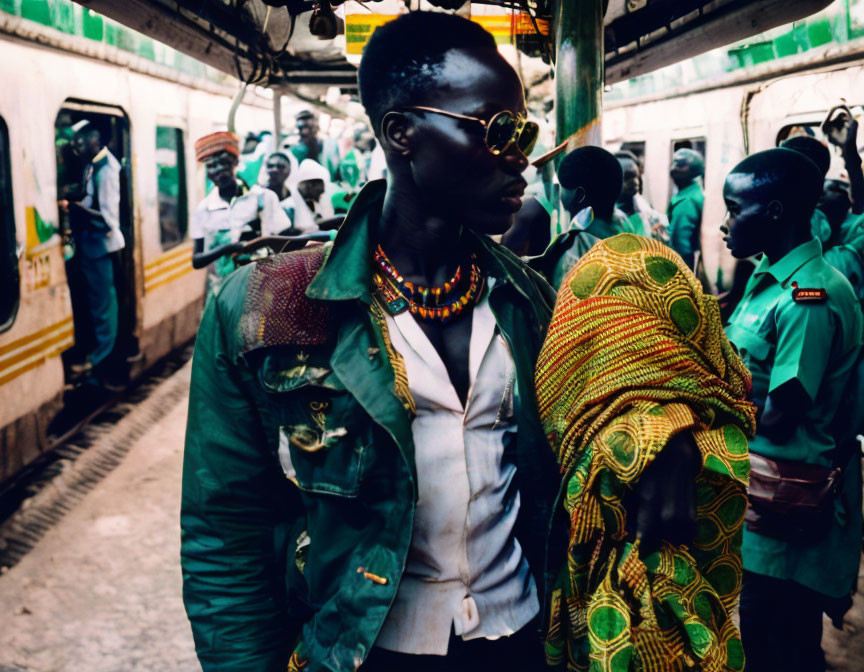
[667,148,704,269]
[57,120,125,389]
[180,11,572,671]
[723,148,864,672]
[190,131,291,297]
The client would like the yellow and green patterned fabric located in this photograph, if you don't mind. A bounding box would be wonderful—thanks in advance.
[535,234,757,672]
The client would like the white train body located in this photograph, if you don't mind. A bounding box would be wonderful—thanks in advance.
[0,29,275,480]
[604,54,864,288]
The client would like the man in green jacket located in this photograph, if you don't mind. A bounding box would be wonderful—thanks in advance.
[181,12,560,672]
[182,13,709,671]
[667,148,704,268]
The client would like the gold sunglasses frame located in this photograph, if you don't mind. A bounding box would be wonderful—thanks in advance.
[402,105,539,157]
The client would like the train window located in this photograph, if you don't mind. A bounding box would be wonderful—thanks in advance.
[776,123,821,146]
[617,141,646,167]
[156,126,188,250]
[0,115,18,333]
[672,137,706,160]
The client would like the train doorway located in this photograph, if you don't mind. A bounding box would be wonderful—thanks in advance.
[54,101,137,390]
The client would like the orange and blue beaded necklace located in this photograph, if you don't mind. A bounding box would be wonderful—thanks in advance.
[372,244,485,324]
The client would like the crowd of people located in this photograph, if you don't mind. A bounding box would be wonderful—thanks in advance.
[189,111,385,297]
[180,10,863,672]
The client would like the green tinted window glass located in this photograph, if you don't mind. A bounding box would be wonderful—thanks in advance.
[0,116,18,333]
[156,126,188,250]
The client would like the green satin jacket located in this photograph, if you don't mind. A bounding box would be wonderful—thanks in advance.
[180,180,563,671]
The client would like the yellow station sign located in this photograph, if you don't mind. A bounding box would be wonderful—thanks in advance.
[345,12,550,56]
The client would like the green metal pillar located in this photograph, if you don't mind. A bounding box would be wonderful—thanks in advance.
[554,0,605,150]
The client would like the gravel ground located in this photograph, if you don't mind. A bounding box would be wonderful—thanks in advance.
[0,364,199,672]
[0,358,862,671]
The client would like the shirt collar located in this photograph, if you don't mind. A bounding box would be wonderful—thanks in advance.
[674,180,700,199]
[91,146,109,165]
[753,237,822,286]
[205,179,248,211]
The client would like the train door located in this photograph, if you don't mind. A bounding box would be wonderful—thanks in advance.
[54,101,136,388]
[0,115,18,335]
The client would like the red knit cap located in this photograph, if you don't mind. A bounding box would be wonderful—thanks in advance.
[194,131,240,163]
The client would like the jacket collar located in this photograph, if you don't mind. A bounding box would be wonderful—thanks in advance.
[753,237,822,286]
[306,180,385,303]
[306,179,539,305]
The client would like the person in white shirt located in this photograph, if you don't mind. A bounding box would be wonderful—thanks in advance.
[190,131,291,296]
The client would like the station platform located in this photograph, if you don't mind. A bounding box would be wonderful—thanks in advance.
[0,361,862,671]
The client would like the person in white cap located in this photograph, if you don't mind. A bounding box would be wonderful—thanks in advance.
[281,158,337,233]
[57,120,125,385]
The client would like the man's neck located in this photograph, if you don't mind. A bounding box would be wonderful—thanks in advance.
[593,206,614,221]
[763,226,810,265]
[218,179,239,202]
[84,146,102,164]
[617,197,636,215]
[377,180,464,287]
[269,183,287,201]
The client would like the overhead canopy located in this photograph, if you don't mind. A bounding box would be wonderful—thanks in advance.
[74,0,834,88]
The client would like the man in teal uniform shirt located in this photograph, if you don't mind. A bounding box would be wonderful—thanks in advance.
[667,148,704,268]
[722,148,863,672]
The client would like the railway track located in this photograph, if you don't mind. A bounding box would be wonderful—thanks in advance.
[0,344,193,571]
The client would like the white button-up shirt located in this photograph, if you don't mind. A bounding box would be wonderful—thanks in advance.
[375,285,539,655]
[80,147,125,254]
[191,182,290,292]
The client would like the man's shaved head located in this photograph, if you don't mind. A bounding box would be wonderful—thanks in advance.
[728,148,823,214]
[722,148,822,259]
[673,149,704,173]
[670,148,704,188]
[558,146,623,220]
[358,11,498,137]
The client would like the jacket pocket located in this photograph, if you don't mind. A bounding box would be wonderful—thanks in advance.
[261,351,369,497]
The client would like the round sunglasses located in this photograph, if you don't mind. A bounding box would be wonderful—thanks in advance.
[402,105,539,157]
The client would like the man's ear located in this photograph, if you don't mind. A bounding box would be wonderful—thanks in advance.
[574,186,586,206]
[381,112,412,157]
[766,199,784,221]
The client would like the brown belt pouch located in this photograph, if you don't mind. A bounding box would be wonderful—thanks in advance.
[745,452,841,543]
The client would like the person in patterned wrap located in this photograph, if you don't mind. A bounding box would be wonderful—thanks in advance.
[535,231,756,671]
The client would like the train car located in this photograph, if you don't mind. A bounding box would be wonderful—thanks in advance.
[0,10,279,483]
[603,2,864,290]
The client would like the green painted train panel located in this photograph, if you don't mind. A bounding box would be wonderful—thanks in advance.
[611,1,864,101]
[0,0,225,82]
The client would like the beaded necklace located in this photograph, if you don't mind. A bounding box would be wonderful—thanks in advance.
[372,244,485,324]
